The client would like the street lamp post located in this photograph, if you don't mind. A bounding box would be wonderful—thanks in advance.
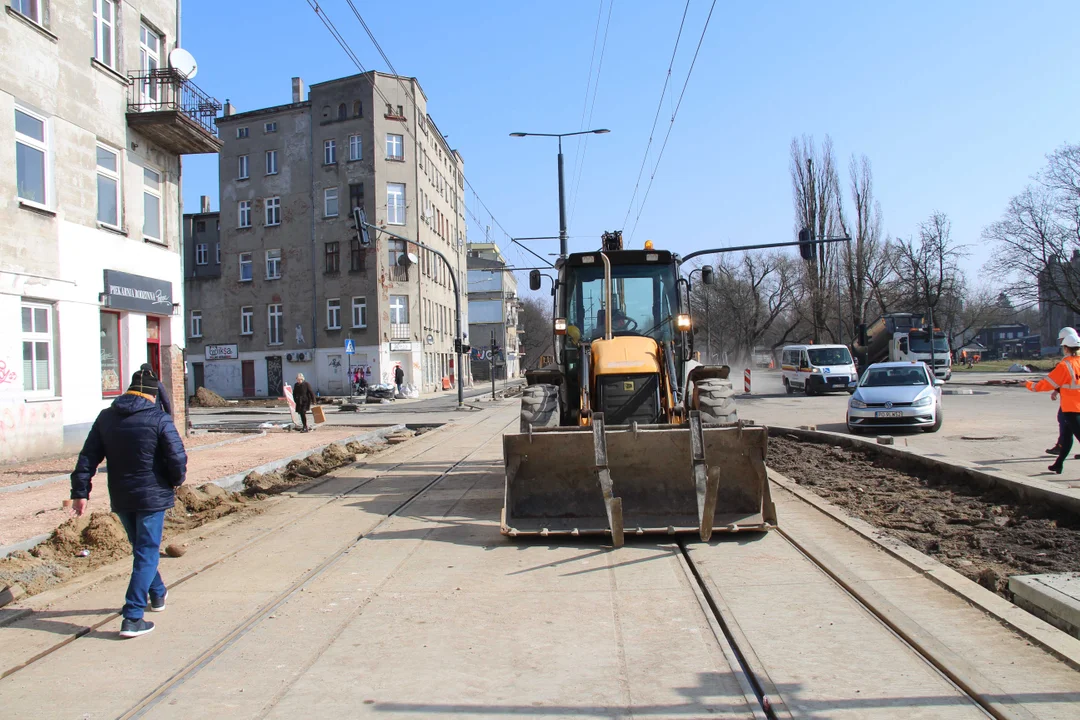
[509,129,610,258]
[362,221,466,409]
[688,267,713,363]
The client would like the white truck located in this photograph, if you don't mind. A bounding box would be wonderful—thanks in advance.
[855,313,952,380]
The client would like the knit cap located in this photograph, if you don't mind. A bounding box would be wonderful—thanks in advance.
[129,369,159,397]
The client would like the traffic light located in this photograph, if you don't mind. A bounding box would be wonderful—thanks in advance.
[351,207,371,247]
[454,338,470,354]
[798,227,814,261]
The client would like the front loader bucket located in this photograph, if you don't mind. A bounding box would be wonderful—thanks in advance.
[502,415,775,546]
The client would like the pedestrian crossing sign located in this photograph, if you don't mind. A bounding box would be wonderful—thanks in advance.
[344,339,355,354]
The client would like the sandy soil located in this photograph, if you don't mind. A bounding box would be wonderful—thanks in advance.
[0,432,247,489]
[0,426,385,547]
[768,435,1080,595]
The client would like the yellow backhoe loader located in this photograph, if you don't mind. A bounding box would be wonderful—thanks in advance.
[503,231,776,547]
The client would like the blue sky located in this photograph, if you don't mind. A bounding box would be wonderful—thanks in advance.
[180,1,1080,281]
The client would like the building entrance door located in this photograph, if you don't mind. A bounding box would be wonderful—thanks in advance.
[266,356,283,396]
[242,360,256,397]
[146,317,161,377]
[192,362,204,393]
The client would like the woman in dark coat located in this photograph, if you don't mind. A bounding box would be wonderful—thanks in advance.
[293,373,315,431]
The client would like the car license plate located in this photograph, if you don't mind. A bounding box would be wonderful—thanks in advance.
[876,411,903,418]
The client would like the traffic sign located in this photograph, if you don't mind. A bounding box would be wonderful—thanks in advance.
[344,339,355,354]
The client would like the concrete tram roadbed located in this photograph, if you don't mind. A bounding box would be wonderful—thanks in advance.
[1009,573,1080,640]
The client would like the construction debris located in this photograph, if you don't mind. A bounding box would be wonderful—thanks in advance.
[192,387,231,407]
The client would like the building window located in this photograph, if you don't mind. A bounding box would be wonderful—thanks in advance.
[96,144,120,227]
[216,243,221,264]
[265,149,278,175]
[15,107,49,207]
[239,252,253,281]
[386,183,405,225]
[337,103,347,121]
[264,121,277,133]
[386,133,403,160]
[99,310,121,396]
[390,295,409,324]
[266,197,281,226]
[196,220,206,232]
[139,24,162,104]
[238,154,249,179]
[240,306,253,335]
[349,134,362,161]
[353,101,362,117]
[237,127,249,139]
[190,311,202,338]
[195,243,208,265]
[327,299,341,330]
[352,297,367,328]
[388,238,406,268]
[238,200,251,228]
[324,187,339,217]
[268,304,283,345]
[143,167,162,241]
[350,239,365,272]
[12,0,41,23]
[325,241,340,273]
[266,249,281,279]
[93,0,118,69]
[349,183,364,212]
[324,139,337,165]
[21,302,53,394]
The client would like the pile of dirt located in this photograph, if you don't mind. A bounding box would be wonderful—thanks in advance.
[242,441,375,496]
[768,436,1080,595]
[0,483,258,598]
[192,387,230,407]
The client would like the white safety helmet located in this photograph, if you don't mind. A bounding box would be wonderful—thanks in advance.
[1060,329,1080,348]
[1059,327,1077,340]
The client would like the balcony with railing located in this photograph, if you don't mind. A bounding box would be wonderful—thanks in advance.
[126,69,223,154]
[390,323,411,340]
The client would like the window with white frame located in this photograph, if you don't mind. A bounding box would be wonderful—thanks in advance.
[139,23,162,104]
[238,200,251,228]
[190,311,202,338]
[324,187,339,217]
[195,243,208,265]
[21,302,53,393]
[240,306,253,335]
[15,107,49,207]
[327,299,341,330]
[352,297,367,328]
[265,197,280,226]
[93,1,118,69]
[12,0,41,23]
[349,134,362,161]
[266,249,281,279]
[386,183,405,225]
[237,127,249,139]
[265,149,277,175]
[238,154,249,179]
[96,144,120,227]
[268,304,283,345]
[216,243,220,264]
[324,139,337,165]
[239,252,253,281]
[264,121,277,133]
[390,295,409,324]
[143,167,162,241]
[386,133,403,160]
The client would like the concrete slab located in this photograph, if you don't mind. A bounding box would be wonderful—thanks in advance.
[1010,573,1080,640]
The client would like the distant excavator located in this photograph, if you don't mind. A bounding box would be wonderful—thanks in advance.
[502,231,775,548]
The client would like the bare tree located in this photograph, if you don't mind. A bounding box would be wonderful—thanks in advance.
[519,295,554,369]
[836,155,887,338]
[891,212,966,328]
[790,135,843,342]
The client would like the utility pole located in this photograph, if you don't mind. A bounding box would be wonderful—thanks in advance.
[491,329,497,400]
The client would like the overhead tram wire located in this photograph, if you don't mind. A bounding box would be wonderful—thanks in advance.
[566,0,610,227]
[626,0,718,244]
[303,0,518,262]
[621,0,691,231]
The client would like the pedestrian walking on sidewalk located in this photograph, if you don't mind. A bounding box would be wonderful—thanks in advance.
[394,364,404,395]
[140,363,173,416]
[1028,329,1080,474]
[1046,328,1077,457]
[293,373,315,432]
[70,368,187,638]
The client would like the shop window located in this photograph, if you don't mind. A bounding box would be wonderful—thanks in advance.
[100,310,122,396]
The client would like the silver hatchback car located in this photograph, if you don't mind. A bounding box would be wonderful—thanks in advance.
[847,361,943,434]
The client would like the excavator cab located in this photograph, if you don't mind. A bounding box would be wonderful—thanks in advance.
[504,232,775,547]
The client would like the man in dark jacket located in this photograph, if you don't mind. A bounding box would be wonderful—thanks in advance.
[71,369,187,638]
[140,363,173,416]
[292,373,315,431]
[394,364,405,395]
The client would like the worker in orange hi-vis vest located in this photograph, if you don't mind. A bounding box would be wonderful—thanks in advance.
[1027,328,1080,474]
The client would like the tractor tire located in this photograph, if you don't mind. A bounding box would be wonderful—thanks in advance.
[520,384,561,432]
[696,378,738,425]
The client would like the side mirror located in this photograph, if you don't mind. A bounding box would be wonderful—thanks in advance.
[529,269,542,292]
[933,377,944,386]
[701,265,715,286]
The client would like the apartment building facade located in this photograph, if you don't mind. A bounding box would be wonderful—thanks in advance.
[0,0,220,462]
[185,72,468,397]
[467,243,521,381]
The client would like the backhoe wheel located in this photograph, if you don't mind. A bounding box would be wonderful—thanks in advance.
[520,384,561,432]
[695,378,738,425]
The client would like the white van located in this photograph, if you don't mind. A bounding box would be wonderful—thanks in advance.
[781,344,858,396]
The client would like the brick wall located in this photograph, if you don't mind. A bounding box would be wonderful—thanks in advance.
[162,345,187,435]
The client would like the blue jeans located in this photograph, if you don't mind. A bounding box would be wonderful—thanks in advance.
[115,510,167,620]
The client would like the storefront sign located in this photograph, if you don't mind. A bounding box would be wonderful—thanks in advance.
[389,341,412,352]
[102,270,174,315]
[205,344,239,360]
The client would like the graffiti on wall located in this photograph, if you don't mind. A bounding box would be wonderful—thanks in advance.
[0,360,16,386]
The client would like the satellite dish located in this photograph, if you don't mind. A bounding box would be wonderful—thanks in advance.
[169,48,198,79]
[397,252,419,267]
